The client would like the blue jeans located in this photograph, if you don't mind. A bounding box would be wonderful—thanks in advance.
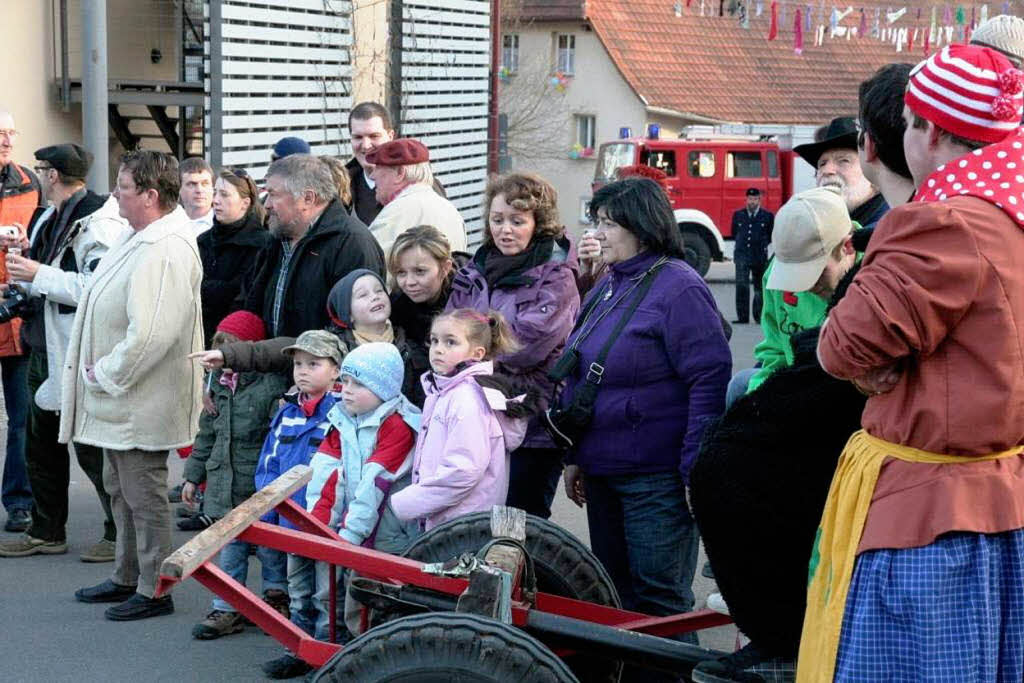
[1,355,31,512]
[212,539,287,612]
[287,554,344,642]
[584,471,699,622]
[726,367,758,409]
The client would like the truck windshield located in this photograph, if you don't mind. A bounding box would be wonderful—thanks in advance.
[595,142,636,182]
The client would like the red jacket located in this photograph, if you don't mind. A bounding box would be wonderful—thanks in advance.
[0,163,41,356]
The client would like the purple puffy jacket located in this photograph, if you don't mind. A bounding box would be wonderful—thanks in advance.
[446,237,580,449]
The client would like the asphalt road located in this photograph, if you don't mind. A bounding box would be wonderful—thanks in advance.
[0,262,757,682]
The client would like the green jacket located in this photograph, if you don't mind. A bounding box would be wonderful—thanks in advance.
[747,259,829,393]
[183,369,290,518]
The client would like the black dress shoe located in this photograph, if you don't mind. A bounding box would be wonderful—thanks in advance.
[104,593,174,621]
[731,319,749,325]
[75,579,138,603]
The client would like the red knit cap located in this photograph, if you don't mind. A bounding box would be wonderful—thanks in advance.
[364,138,429,167]
[905,44,1024,144]
[217,311,266,342]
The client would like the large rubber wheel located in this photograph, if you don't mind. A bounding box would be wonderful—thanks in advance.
[399,512,622,683]
[311,612,580,683]
[681,229,712,277]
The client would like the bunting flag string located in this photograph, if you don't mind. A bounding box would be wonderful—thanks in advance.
[675,0,1022,57]
[795,8,804,51]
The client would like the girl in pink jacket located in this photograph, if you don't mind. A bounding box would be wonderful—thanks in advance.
[389,309,527,530]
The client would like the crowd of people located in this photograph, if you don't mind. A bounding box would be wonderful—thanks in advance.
[0,12,1023,683]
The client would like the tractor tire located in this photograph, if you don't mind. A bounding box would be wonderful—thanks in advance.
[681,229,712,277]
[399,512,622,683]
[311,612,580,683]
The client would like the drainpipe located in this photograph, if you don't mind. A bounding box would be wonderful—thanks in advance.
[81,0,109,192]
[488,0,500,175]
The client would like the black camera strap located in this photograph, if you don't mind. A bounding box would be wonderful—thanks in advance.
[578,258,665,389]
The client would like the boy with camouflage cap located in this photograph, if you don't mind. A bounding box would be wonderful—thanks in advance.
[254,329,346,680]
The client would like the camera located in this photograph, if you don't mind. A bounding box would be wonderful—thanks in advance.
[0,284,31,324]
[0,226,19,239]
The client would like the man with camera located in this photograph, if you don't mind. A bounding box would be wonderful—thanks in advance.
[0,143,127,561]
[0,109,42,534]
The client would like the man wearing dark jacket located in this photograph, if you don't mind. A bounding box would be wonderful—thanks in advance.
[731,188,773,324]
[243,154,384,337]
[0,143,127,561]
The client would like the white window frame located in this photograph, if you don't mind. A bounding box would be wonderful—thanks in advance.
[556,34,576,74]
[502,34,519,73]
[575,114,596,152]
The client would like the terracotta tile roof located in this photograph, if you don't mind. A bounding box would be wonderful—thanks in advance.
[585,0,1001,124]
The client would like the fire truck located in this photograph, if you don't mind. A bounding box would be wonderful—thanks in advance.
[593,127,796,276]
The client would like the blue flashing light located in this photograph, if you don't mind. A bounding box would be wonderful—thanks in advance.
[647,123,660,140]
[619,127,632,139]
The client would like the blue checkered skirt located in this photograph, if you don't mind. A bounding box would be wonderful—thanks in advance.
[834,529,1024,682]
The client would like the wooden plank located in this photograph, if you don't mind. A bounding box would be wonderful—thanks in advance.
[224,112,344,129]
[159,465,313,580]
[402,79,490,94]
[225,0,352,13]
[222,4,352,30]
[401,35,491,54]
[222,24,350,47]
[405,92,489,107]
[223,128,343,148]
[221,95,351,113]
[222,78,348,95]
[405,6,491,26]
[223,60,353,78]
[404,0,489,14]
[403,64,489,79]
[402,50,489,66]
[403,118,488,136]
[402,21,490,40]
[221,41,345,62]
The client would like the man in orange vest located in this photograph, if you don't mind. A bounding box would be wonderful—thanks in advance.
[0,110,42,533]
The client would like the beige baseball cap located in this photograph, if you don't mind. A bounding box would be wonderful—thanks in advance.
[766,187,852,292]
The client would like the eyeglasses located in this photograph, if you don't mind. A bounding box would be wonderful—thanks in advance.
[227,167,250,179]
[0,129,18,139]
[32,165,53,174]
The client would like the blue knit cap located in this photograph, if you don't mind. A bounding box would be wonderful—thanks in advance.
[272,136,311,159]
[340,342,404,401]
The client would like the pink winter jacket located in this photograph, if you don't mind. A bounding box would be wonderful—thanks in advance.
[388,361,511,530]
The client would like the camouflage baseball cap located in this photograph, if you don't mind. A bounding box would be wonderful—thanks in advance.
[281,330,346,365]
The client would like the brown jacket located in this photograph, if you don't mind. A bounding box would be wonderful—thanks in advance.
[820,196,1024,550]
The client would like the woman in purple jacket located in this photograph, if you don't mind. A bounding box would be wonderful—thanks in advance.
[560,177,731,625]
[446,173,581,518]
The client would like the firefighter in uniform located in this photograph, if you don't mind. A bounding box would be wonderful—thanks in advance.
[731,187,773,324]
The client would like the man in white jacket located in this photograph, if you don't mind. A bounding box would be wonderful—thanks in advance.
[367,138,467,255]
[0,144,128,563]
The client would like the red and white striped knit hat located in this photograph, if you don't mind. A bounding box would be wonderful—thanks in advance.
[905,44,1024,144]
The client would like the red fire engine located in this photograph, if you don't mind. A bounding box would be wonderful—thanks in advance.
[593,126,796,276]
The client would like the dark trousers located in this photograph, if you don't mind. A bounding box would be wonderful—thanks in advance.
[25,349,115,543]
[505,447,563,519]
[0,354,31,512]
[734,258,766,323]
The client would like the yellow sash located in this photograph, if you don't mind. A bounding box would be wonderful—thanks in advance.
[796,429,1023,683]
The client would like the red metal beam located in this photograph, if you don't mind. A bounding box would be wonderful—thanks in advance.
[191,562,341,667]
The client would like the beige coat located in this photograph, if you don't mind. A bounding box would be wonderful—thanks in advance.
[368,183,467,255]
[59,206,204,451]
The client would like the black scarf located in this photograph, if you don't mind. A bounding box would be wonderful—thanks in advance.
[478,237,555,289]
[212,211,256,243]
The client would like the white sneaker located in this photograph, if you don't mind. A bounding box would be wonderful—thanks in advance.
[706,591,730,615]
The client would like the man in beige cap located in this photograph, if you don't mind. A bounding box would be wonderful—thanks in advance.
[727,187,854,404]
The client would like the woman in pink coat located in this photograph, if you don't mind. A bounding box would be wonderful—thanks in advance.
[389,308,527,530]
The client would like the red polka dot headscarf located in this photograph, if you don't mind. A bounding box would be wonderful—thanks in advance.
[906,44,1023,144]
